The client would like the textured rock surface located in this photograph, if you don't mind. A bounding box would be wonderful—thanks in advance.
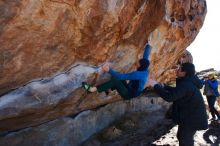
[0,0,206,135]
[0,0,165,95]
[82,108,173,146]
[0,96,170,146]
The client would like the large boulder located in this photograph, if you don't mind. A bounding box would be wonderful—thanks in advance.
[0,96,170,146]
[0,0,206,133]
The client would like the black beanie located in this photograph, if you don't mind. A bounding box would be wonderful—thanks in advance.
[138,58,150,71]
[181,63,195,76]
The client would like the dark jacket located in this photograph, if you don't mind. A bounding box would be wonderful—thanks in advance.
[154,75,208,130]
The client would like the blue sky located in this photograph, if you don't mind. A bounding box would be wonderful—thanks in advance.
[188,1,220,71]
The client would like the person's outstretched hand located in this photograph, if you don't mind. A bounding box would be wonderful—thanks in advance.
[102,63,110,72]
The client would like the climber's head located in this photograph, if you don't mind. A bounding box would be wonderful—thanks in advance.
[138,58,149,71]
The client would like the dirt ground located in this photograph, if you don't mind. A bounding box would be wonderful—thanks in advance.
[83,109,220,146]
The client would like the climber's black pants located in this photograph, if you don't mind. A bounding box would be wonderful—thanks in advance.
[96,77,132,100]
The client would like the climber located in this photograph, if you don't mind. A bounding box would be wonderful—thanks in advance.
[82,43,151,100]
[148,63,208,146]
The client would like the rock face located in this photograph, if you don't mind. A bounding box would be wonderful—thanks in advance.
[0,0,165,95]
[0,0,207,141]
[0,96,170,146]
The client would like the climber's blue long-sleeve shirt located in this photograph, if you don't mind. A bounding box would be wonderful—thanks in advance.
[108,44,151,97]
[143,43,151,59]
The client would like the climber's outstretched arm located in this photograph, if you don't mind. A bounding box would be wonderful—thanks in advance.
[143,43,151,60]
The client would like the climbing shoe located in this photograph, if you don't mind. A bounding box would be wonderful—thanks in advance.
[82,82,92,92]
